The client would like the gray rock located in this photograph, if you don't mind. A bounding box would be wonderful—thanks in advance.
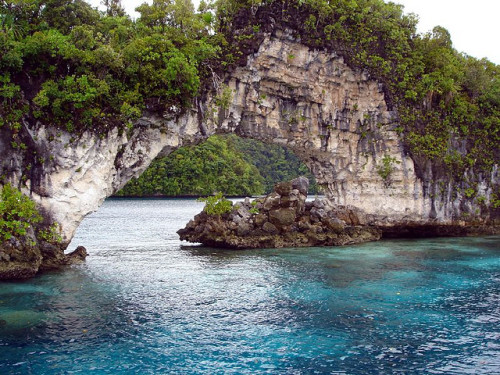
[274,181,292,196]
[289,189,300,201]
[237,205,251,219]
[255,213,268,227]
[280,196,291,207]
[262,222,279,234]
[237,222,252,236]
[269,208,296,227]
[66,246,87,263]
[263,192,281,210]
[313,198,326,209]
[323,217,345,233]
[231,214,243,224]
[291,176,309,195]
[297,216,313,230]
[310,207,327,221]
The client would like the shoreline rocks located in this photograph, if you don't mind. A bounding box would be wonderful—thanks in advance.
[178,177,382,249]
[0,239,87,280]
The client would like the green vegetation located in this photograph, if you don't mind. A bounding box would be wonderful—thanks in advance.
[377,154,400,187]
[0,183,64,245]
[197,192,233,215]
[116,134,319,197]
[249,200,259,214]
[226,135,320,194]
[215,84,233,111]
[0,0,218,134]
[115,135,265,196]
[0,183,41,241]
[37,222,62,244]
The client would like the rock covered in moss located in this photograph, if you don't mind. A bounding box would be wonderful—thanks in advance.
[178,177,381,249]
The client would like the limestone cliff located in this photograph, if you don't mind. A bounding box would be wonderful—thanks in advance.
[0,29,498,278]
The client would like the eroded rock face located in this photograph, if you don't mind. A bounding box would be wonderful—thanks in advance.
[178,177,382,249]
[0,29,498,272]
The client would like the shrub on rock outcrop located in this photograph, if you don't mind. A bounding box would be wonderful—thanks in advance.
[0,184,42,242]
[0,183,87,280]
[197,192,234,216]
[178,177,381,249]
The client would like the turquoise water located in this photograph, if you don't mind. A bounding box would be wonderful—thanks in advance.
[1,199,499,374]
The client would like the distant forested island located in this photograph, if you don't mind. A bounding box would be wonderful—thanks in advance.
[115,135,320,197]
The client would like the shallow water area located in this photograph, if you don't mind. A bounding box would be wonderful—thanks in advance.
[1,198,499,374]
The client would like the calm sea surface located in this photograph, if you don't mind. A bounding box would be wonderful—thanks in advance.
[0,198,499,374]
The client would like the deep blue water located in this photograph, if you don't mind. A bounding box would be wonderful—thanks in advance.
[0,198,499,374]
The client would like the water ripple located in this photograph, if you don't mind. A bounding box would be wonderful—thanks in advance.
[1,199,499,374]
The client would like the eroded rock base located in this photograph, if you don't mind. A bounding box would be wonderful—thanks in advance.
[0,239,87,280]
[178,177,382,249]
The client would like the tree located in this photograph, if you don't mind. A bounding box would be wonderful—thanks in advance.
[102,0,125,17]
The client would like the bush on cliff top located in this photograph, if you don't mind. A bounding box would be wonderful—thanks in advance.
[0,0,218,133]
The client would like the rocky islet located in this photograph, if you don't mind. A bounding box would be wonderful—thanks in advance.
[178,177,382,249]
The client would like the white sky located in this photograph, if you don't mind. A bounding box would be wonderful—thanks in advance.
[89,0,500,64]
[395,0,500,64]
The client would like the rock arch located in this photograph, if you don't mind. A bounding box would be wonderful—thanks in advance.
[3,31,440,245]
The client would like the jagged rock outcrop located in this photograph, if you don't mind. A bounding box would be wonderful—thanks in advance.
[178,177,381,249]
[0,28,498,279]
[0,235,87,280]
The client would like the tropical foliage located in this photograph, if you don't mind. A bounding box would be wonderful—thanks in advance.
[198,192,233,215]
[115,135,265,196]
[226,135,320,194]
[0,183,41,241]
[0,0,218,134]
[116,135,319,197]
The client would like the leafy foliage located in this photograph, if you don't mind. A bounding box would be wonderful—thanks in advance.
[226,135,320,194]
[0,183,42,242]
[37,222,63,244]
[116,135,319,197]
[197,192,233,216]
[0,0,218,133]
[376,154,400,187]
[116,135,265,196]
